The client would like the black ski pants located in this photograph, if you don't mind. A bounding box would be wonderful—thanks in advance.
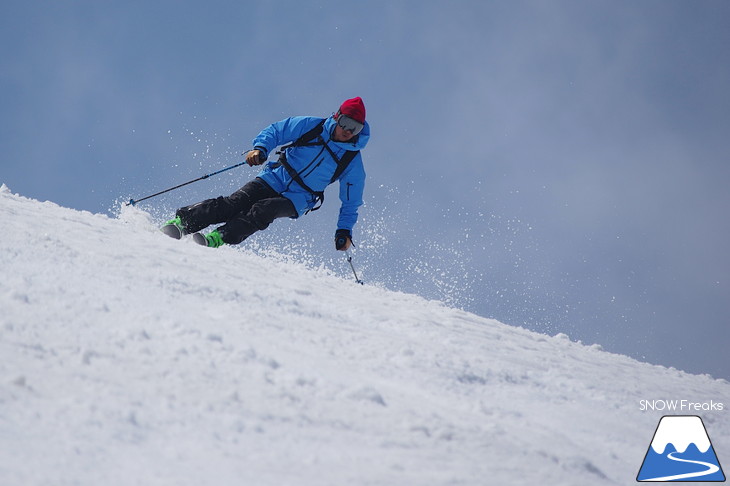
[176,178,297,245]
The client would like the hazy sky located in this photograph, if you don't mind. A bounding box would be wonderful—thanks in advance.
[2,1,729,380]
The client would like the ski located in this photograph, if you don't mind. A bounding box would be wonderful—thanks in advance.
[160,223,183,240]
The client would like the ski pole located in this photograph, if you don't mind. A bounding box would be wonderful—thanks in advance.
[345,250,364,285]
[126,159,250,206]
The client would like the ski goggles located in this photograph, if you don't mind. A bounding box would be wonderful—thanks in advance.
[335,113,364,135]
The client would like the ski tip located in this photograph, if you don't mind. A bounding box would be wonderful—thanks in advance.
[192,233,208,246]
[160,224,183,240]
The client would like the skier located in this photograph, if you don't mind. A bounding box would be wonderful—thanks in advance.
[161,97,369,251]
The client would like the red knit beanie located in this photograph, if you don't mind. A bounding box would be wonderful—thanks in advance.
[338,97,366,123]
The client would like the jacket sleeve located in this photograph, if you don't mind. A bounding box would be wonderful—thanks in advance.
[251,116,322,155]
[336,157,366,233]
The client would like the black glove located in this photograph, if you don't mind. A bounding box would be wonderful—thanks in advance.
[335,229,352,251]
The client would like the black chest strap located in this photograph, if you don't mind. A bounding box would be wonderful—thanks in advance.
[275,120,359,212]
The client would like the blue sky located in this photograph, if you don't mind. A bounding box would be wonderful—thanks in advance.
[2,1,729,380]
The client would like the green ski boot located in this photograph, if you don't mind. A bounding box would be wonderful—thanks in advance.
[161,216,186,239]
[192,229,225,248]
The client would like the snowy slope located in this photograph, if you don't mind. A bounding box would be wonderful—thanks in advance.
[1,184,729,486]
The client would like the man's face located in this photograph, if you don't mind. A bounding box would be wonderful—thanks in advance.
[333,124,356,142]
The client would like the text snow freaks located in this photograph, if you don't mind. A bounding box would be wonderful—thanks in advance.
[639,400,724,412]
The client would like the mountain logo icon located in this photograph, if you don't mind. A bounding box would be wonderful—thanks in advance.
[637,415,726,482]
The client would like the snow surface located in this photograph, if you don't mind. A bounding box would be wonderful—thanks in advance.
[1,184,729,485]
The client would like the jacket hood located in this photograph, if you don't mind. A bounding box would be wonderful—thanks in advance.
[324,116,370,152]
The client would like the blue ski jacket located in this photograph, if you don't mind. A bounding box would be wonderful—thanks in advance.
[252,115,369,234]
